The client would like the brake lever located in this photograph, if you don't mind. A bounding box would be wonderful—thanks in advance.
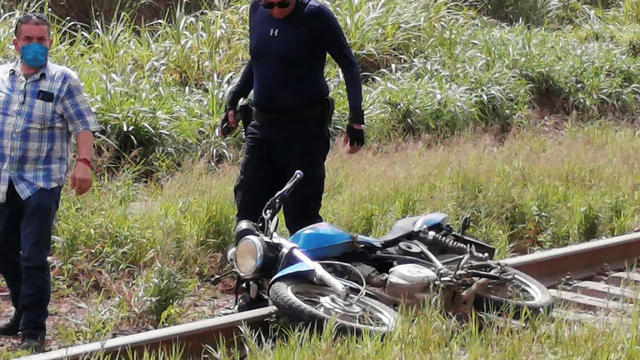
[467,270,511,281]
[209,269,238,285]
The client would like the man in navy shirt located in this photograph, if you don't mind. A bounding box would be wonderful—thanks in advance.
[222,0,364,235]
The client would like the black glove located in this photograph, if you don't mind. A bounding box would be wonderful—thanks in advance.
[346,109,365,147]
[219,106,237,138]
[346,124,365,147]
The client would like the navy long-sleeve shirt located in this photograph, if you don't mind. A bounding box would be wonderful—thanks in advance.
[228,0,362,115]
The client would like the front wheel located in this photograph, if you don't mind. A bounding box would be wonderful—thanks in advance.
[269,279,397,334]
[474,267,553,318]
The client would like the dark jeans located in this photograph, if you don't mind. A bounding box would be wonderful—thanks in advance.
[0,182,61,336]
[234,116,331,235]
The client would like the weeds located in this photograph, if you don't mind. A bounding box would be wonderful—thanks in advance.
[202,303,640,359]
[1,1,640,174]
[138,264,189,326]
[0,0,639,357]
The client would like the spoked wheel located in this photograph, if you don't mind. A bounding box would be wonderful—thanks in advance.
[269,279,397,334]
[474,266,553,317]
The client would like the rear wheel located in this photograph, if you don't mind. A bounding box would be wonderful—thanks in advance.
[269,279,397,334]
[474,267,553,317]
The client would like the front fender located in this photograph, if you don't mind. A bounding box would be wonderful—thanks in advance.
[269,262,315,289]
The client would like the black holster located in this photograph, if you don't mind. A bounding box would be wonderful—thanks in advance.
[235,104,253,135]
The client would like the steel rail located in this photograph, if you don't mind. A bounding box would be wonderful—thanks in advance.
[15,306,278,360]
[15,232,640,359]
[502,232,640,287]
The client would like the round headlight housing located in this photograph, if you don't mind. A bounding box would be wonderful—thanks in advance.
[234,235,264,278]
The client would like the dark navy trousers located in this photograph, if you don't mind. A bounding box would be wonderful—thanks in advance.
[234,116,331,235]
[0,182,61,336]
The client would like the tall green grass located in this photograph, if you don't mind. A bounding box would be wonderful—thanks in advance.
[2,1,640,174]
[1,0,640,357]
[211,305,640,360]
[324,123,640,256]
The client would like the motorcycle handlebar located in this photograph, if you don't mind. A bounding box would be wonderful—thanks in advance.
[260,171,305,230]
[280,170,304,197]
[269,170,304,204]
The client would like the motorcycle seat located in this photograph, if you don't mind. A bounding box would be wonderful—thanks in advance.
[378,216,422,245]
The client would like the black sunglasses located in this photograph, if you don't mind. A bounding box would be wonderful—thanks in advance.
[261,1,291,9]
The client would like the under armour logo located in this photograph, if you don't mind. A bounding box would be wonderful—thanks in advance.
[270,28,279,37]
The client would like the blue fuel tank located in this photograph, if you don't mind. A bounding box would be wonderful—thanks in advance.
[289,222,353,259]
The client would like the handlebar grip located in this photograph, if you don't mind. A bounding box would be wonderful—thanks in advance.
[260,170,304,231]
[282,170,304,196]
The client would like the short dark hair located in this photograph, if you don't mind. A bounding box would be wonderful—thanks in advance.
[14,13,50,37]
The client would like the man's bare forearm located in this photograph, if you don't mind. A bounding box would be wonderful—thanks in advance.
[76,131,94,160]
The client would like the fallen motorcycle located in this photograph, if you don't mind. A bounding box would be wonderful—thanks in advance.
[214,170,397,334]
[214,171,553,333]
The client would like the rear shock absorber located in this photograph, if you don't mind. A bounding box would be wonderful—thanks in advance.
[423,231,488,260]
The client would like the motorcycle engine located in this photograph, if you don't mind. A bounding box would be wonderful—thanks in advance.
[385,263,438,300]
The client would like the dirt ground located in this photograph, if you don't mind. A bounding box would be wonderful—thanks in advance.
[0,280,236,354]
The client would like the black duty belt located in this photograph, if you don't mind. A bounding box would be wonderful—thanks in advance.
[253,97,334,125]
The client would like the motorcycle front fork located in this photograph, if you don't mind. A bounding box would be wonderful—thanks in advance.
[235,279,269,311]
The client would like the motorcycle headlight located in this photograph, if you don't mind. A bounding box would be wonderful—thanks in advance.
[234,235,264,278]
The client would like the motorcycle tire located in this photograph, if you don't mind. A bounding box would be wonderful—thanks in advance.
[474,266,554,318]
[269,279,397,334]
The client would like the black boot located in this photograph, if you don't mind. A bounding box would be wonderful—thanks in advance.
[19,332,45,353]
[0,310,21,336]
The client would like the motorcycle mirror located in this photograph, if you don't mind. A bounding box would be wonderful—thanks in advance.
[459,214,471,235]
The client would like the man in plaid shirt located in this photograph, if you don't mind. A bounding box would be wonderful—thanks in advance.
[0,13,100,352]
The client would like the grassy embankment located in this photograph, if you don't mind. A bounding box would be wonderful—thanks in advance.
[1,0,640,358]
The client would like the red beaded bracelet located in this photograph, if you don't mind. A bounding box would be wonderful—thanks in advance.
[76,157,93,170]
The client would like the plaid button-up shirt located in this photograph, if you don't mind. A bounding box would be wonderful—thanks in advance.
[0,60,100,202]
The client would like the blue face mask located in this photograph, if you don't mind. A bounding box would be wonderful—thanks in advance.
[20,42,48,68]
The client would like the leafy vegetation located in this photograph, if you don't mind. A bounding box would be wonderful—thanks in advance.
[0,0,639,175]
[0,0,640,358]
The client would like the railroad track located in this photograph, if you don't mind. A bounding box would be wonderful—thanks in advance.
[14,231,640,360]
[15,306,278,360]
